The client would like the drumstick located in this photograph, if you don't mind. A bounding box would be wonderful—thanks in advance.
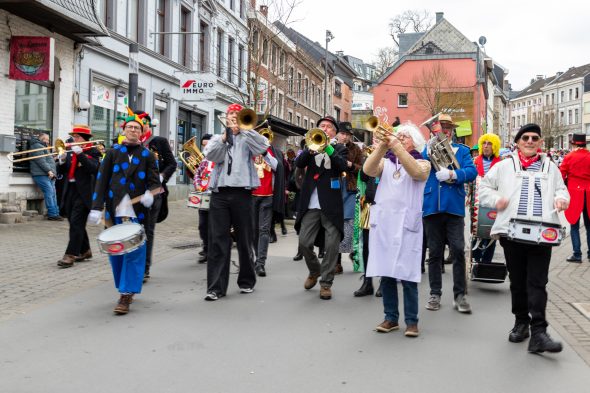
[130,187,164,205]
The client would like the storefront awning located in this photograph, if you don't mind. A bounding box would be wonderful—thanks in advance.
[0,0,109,42]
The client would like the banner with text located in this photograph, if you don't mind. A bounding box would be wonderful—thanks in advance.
[180,73,217,101]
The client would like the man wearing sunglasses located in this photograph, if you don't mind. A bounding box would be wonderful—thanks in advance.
[479,123,569,354]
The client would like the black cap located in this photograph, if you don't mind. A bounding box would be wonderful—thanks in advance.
[200,134,212,144]
[317,116,339,132]
[514,123,541,142]
[338,121,353,134]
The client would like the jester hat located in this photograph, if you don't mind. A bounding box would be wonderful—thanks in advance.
[477,133,501,158]
[120,107,145,130]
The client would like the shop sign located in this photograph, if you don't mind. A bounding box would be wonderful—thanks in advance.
[9,36,55,81]
[180,73,216,101]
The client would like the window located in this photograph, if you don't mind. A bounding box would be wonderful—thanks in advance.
[311,82,315,108]
[335,107,341,122]
[511,116,515,128]
[239,0,245,19]
[179,7,191,67]
[216,30,224,77]
[334,81,342,98]
[238,45,244,87]
[398,93,408,107]
[230,0,235,10]
[288,67,294,95]
[568,110,572,125]
[560,90,564,103]
[288,111,293,123]
[560,111,564,125]
[271,44,277,73]
[128,0,139,42]
[278,93,284,118]
[304,78,309,103]
[252,30,259,59]
[262,38,269,65]
[575,87,579,99]
[269,89,275,115]
[575,109,579,124]
[569,89,572,101]
[99,0,114,29]
[296,114,301,126]
[297,72,302,100]
[198,21,209,72]
[545,94,549,105]
[227,37,234,83]
[156,0,167,55]
[279,51,285,77]
[304,118,308,129]
[551,93,555,105]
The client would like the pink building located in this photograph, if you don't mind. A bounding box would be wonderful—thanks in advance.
[372,13,488,147]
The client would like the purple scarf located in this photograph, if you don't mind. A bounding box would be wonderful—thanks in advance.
[385,149,423,164]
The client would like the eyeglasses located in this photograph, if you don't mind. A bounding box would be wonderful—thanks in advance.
[124,125,142,132]
[521,135,540,142]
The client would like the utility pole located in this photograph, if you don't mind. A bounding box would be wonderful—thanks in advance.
[323,30,334,117]
[128,43,139,111]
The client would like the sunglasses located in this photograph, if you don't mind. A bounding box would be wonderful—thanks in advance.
[521,135,540,142]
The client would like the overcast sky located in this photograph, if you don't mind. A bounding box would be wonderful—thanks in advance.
[286,0,590,91]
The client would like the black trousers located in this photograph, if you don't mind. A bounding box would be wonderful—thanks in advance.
[64,184,90,256]
[207,187,256,296]
[499,237,552,334]
[145,194,162,273]
[198,209,209,253]
[423,213,466,298]
[362,228,372,282]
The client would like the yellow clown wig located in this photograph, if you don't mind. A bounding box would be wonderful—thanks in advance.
[478,133,501,158]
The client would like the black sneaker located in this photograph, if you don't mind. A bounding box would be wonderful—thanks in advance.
[255,266,266,277]
[566,255,582,263]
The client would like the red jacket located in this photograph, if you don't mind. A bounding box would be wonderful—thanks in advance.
[561,148,590,224]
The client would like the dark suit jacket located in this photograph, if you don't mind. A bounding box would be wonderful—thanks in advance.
[294,144,348,238]
[57,147,101,211]
[92,143,161,226]
[146,136,177,222]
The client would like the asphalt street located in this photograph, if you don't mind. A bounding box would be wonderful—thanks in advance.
[1,226,590,393]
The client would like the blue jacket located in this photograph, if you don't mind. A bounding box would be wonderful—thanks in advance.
[422,143,477,217]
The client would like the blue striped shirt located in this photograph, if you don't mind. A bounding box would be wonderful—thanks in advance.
[517,160,543,216]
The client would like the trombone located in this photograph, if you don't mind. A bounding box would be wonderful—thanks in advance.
[216,108,269,132]
[7,139,105,163]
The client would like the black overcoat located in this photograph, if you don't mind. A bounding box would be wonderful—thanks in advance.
[146,136,177,222]
[294,144,348,239]
[92,143,161,226]
[57,147,101,212]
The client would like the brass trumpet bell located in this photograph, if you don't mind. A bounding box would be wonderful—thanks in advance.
[237,108,257,130]
[179,136,205,176]
[365,116,395,142]
[258,127,274,143]
[305,128,328,153]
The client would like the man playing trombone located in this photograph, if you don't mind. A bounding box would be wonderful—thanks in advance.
[295,116,348,300]
[56,126,101,268]
[202,103,269,301]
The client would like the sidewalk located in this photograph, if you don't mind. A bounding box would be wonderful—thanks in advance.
[0,200,589,366]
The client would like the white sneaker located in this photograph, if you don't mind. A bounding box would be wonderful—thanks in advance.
[240,288,254,294]
[204,292,218,301]
[425,294,441,311]
[453,294,472,313]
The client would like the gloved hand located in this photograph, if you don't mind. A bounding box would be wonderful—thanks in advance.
[435,168,453,182]
[87,210,103,225]
[140,190,154,208]
[71,145,83,155]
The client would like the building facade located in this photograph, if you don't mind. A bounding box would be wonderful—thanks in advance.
[0,1,108,214]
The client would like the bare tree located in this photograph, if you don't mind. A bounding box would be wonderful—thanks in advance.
[411,62,472,116]
[388,9,433,47]
[373,47,398,79]
[537,107,568,148]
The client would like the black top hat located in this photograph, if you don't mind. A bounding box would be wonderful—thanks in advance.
[338,121,353,134]
[571,133,587,146]
[317,116,339,132]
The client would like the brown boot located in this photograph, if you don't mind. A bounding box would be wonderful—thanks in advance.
[304,274,320,290]
[57,254,76,268]
[75,249,93,262]
[114,294,133,315]
[319,285,332,300]
[333,263,343,275]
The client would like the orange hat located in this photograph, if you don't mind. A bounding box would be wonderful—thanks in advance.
[69,125,92,140]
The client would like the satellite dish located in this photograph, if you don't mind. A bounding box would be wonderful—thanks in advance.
[478,36,487,46]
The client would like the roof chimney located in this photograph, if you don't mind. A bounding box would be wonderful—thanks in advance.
[436,12,444,23]
[259,5,268,17]
[336,50,344,57]
[536,75,543,81]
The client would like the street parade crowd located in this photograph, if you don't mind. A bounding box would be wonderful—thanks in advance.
[27,102,590,356]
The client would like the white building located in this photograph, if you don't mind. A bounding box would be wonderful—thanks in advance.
[0,1,108,215]
[77,0,249,194]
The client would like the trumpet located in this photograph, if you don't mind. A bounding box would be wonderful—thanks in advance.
[258,127,273,143]
[305,128,329,153]
[217,108,269,132]
[7,139,105,163]
[365,116,401,143]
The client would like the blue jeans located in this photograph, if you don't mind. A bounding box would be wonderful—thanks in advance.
[571,206,590,259]
[32,175,59,217]
[381,277,419,325]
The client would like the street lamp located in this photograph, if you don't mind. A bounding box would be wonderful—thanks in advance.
[323,30,334,117]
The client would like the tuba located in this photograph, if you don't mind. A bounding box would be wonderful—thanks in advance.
[179,136,204,176]
[305,128,328,153]
[421,113,460,183]
[258,127,273,143]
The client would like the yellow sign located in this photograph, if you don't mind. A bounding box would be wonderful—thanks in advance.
[455,120,472,137]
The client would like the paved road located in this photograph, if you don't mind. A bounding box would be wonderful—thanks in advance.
[1,222,589,393]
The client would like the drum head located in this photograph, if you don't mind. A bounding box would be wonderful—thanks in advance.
[98,223,142,242]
